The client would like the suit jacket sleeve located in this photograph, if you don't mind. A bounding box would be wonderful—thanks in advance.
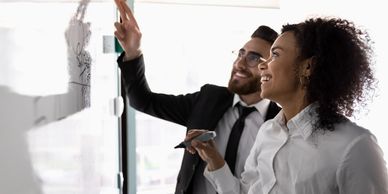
[118,53,199,126]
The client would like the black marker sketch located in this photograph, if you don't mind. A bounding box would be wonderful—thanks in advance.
[65,0,92,109]
[33,96,47,125]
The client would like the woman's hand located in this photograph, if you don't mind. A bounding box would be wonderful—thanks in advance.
[185,129,225,171]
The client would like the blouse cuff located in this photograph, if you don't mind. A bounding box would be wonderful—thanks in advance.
[204,164,237,193]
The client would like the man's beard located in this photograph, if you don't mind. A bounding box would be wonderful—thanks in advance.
[228,76,261,95]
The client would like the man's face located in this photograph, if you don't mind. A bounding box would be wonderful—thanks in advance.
[228,37,272,95]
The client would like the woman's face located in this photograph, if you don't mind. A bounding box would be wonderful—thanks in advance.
[259,31,306,106]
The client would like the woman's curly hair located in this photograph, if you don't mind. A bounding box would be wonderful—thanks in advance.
[282,17,376,131]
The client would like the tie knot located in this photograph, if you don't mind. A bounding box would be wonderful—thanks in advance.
[237,104,256,119]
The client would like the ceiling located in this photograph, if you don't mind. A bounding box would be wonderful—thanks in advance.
[135,0,279,8]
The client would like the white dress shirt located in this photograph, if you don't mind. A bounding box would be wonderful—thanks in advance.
[192,95,270,194]
[204,103,388,194]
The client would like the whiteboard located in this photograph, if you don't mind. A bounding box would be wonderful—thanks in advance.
[0,1,122,194]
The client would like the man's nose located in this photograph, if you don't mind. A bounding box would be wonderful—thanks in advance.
[234,56,248,69]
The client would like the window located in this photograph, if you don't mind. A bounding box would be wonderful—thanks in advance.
[132,2,281,193]
[129,1,388,194]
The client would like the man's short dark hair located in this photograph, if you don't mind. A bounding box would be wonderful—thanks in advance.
[251,25,278,44]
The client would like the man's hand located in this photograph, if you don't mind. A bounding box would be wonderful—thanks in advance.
[114,0,142,61]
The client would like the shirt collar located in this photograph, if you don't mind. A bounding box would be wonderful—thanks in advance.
[233,94,271,117]
[272,103,318,140]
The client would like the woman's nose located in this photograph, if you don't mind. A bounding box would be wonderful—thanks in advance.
[258,60,267,70]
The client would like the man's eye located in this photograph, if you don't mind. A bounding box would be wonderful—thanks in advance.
[247,54,260,62]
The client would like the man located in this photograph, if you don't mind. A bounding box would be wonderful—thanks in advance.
[113,0,281,193]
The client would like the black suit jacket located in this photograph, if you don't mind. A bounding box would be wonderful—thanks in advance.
[118,53,281,194]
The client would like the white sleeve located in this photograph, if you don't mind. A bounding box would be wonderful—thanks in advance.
[204,131,263,194]
[337,134,388,194]
[204,163,240,194]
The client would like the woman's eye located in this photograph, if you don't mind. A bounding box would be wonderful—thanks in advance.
[271,51,279,58]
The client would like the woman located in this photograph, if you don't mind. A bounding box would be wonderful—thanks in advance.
[187,17,388,194]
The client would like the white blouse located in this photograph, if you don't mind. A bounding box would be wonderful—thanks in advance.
[204,104,388,194]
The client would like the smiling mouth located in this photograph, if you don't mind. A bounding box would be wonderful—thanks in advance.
[233,71,250,79]
[261,75,271,82]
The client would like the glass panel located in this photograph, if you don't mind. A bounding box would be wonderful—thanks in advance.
[0,1,121,194]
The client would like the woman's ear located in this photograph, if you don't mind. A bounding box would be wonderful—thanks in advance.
[298,57,315,87]
[301,56,315,77]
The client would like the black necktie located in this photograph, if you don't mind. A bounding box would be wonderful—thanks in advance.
[224,104,256,175]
